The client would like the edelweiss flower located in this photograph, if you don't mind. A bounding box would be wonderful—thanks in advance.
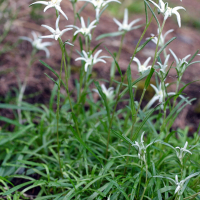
[147,28,174,47]
[148,0,185,27]
[67,17,96,40]
[132,132,156,163]
[78,0,120,20]
[93,84,114,101]
[30,0,68,20]
[147,83,175,109]
[169,49,190,77]
[41,15,72,40]
[157,54,170,74]
[132,57,151,73]
[20,31,52,58]
[75,50,111,71]
[113,8,141,32]
[175,141,192,163]
[154,173,200,195]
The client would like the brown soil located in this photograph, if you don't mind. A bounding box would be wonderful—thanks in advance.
[1,0,200,132]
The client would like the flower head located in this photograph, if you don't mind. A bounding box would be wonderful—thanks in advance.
[154,173,200,195]
[147,83,175,109]
[175,141,192,164]
[157,54,170,75]
[30,0,68,20]
[20,31,52,58]
[67,17,96,40]
[78,0,120,20]
[147,28,174,47]
[41,15,72,40]
[148,0,185,27]
[169,49,190,78]
[75,49,111,71]
[93,84,114,101]
[132,57,151,73]
[113,9,142,32]
[132,132,156,163]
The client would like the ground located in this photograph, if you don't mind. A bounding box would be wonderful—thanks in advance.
[0,0,200,132]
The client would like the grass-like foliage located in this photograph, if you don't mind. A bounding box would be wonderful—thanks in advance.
[0,0,200,199]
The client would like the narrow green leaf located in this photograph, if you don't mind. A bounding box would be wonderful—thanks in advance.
[0,125,33,145]
[96,31,124,40]
[144,0,160,29]
[105,46,122,77]
[127,65,136,115]
[106,177,129,200]
[144,1,149,24]
[188,49,199,64]
[0,116,23,127]
[94,81,110,122]
[70,126,103,164]
[144,67,154,89]
[44,73,58,85]
[136,37,152,53]
[92,42,104,54]
[3,180,35,196]
[133,107,157,141]
[119,70,150,99]
[157,37,176,58]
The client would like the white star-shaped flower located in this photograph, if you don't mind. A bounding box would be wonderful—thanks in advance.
[154,173,200,195]
[147,83,175,109]
[169,49,190,76]
[75,49,111,71]
[40,15,72,40]
[132,132,156,163]
[78,0,120,20]
[113,9,142,32]
[175,141,192,163]
[157,54,170,74]
[67,17,96,40]
[93,84,114,101]
[147,28,174,47]
[20,31,52,58]
[30,0,68,20]
[148,0,185,27]
[132,57,151,73]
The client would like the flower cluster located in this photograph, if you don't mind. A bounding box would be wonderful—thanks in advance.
[148,0,185,27]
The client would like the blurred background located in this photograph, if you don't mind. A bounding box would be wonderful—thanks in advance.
[0,0,200,132]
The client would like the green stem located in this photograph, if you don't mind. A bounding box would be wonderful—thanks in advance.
[17,49,37,124]
[67,2,77,78]
[106,78,124,159]
[124,18,165,174]
[58,38,81,138]
[110,33,125,86]
[56,47,64,179]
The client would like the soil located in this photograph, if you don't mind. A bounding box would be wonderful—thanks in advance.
[0,0,200,133]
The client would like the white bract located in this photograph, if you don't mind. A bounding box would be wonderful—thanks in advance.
[20,31,52,58]
[30,0,68,20]
[169,49,190,79]
[154,173,200,195]
[113,9,141,32]
[67,17,96,40]
[175,141,192,164]
[93,84,114,101]
[41,15,72,40]
[147,83,175,109]
[132,132,156,163]
[148,0,185,27]
[132,57,151,73]
[157,54,170,77]
[75,50,111,72]
[78,0,120,20]
[147,28,174,47]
